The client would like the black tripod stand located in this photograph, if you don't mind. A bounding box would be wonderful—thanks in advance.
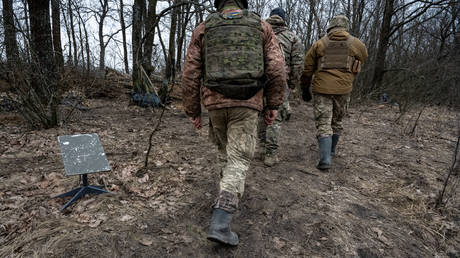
[55,174,109,210]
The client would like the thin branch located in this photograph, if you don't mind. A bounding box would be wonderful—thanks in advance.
[435,133,460,208]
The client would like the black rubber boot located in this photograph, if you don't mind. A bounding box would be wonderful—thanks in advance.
[331,134,340,157]
[207,208,239,246]
[317,136,332,170]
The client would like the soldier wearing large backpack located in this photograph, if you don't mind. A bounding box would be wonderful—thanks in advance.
[182,0,286,246]
[300,15,368,170]
[259,7,304,166]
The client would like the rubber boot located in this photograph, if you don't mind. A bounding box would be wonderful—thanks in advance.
[317,136,332,170]
[331,134,340,157]
[207,208,239,246]
[264,153,279,167]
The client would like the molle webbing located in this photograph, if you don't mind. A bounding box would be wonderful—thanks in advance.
[319,36,354,71]
[204,11,264,100]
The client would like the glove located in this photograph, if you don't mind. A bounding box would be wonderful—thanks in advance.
[302,89,312,102]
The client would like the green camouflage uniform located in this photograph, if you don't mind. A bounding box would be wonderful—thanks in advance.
[260,15,304,156]
[209,107,258,197]
[313,93,349,136]
[183,6,286,212]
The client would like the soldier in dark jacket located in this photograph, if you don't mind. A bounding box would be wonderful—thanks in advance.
[182,0,286,245]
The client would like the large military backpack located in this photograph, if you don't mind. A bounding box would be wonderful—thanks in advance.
[203,10,265,100]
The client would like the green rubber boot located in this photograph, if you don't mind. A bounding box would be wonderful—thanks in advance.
[264,153,279,167]
[317,136,332,170]
[331,134,340,157]
[207,208,239,246]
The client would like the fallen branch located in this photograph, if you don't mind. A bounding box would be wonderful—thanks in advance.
[144,82,176,168]
[435,134,460,208]
[409,106,425,136]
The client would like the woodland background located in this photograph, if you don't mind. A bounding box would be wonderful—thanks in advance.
[1,1,459,257]
[0,0,459,128]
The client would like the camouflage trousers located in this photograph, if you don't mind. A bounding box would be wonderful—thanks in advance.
[258,99,289,155]
[313,93,350,137]
[208,107,258,198]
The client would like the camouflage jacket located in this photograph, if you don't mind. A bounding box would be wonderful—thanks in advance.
[266,15,304,90]
[182,9,286,118]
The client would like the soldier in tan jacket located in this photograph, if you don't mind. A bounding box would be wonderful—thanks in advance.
[300,15,368,170]
[182,0,286,246]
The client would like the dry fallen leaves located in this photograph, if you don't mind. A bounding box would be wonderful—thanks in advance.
[119,215,134,222]
[138,235,154,246]
[138,174,149,184]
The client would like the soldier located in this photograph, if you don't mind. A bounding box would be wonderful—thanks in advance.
[259,7,304,166]
[300,15,368,170]
[182,0,286,246]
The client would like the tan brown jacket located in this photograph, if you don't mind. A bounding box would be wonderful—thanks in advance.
[301,29,368,95]
[182,10,286,118]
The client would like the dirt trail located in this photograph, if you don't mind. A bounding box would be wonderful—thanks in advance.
[0,97,458,257]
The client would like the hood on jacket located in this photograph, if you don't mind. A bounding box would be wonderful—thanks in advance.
[327,28,350,41]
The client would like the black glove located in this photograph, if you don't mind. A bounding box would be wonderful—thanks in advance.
[302,89,312,102]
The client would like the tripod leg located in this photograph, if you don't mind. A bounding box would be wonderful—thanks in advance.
[87,185,110,194]
[60,187,87,211]
[54,187,83,199]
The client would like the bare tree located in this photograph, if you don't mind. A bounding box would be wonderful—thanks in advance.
[371,0,450,92]
[52,0,64,71]
[96,0,110,69]
[132,0,146,85]
[68,0,78,66]
[2,0,20,68]
[26,0,59,127]
[119,0,130,73]
[175,1,193,73]
[144,0,159,73]
[74,4,91,72]
[165,0,179,82]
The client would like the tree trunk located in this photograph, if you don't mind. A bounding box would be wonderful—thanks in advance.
[84,21,91,73]
[62,5,73,65]
[2,0,20,68]
[132,0,146,86]
[351,0,365,36]
[68,0,78,66]
[144,0,158,72]
[98,0,109,70]
[165,0,178,82]
[119,0,130,73]
[75,6,91,72]
[305,1,314,49]
[157,22,167,61]
[371,0,395,91]
[175,3,192,74]
[51,0,64,71]
[21,0,32,63]
[77,11,86,68]
[175,5,183,74]
[28,0,58,126]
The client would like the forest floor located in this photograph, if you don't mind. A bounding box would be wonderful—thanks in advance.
[0,86,459,257]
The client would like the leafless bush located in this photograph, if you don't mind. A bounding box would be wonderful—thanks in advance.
[3,59,60,129]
